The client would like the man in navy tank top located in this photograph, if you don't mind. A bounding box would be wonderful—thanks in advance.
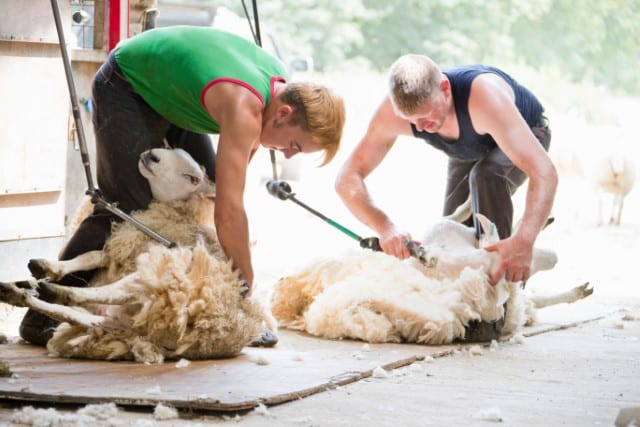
[335,54,557,340]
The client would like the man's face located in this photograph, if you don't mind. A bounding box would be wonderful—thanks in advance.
[401,93,448,133]
[398,79,450,133]
[260,120,320,159]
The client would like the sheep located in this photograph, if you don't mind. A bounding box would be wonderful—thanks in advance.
[551,125,636,226]
[591,154,636,226]
[0,148,272,363]
[270,206,593,345]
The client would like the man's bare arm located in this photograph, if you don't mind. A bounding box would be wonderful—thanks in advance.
[203,83,262,292]
[470,75,558,283]
[335,96,415,258]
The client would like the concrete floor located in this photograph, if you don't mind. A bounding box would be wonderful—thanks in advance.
[1,298,638,426]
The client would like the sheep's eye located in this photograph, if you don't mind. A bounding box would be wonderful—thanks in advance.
[183,174,201,187]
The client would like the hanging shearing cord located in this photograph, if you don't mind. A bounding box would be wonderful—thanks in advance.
[50,0,175,248]
[240,0,278,181]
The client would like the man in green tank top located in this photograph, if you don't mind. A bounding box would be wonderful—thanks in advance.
[19,26,346,348]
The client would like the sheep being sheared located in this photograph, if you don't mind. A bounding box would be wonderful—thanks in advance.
[271,207,592,345]
[0,148,272,363]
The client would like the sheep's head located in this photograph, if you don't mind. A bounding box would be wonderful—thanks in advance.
[138,148,216,202]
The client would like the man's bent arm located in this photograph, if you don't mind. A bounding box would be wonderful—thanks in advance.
[335,97,415,258]
[204,84,262,291]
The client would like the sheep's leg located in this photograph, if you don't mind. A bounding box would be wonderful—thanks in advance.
[612,194,624,226]
[25,294,106,328]
[0,280,105,328]
[37,273,140,306]
[1,273,138,307]
[530,248,558,276]
[530,282,593,309]
[28,250,107,280]
[0,281,36,307]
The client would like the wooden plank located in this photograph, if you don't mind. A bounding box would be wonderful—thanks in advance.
[0,330,456,412]
[0,192,65,241]
[0,44,69,195]
[0,307,612,412]
[0,0,70,43]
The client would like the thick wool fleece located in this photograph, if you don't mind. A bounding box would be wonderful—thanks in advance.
[103,194,219,282]
[48,242,266,362]
[271,249,530,345]
[46,193,271,363]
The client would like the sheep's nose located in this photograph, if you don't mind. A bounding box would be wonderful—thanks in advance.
[142,150,160,164]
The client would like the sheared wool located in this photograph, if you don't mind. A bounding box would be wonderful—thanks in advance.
[45,194,270,363]
[271,215,561,344]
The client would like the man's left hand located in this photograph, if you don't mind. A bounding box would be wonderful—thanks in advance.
[484,236,533,285]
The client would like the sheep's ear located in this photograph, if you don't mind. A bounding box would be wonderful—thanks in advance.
[445,197,472,223]
[476,213,499,246]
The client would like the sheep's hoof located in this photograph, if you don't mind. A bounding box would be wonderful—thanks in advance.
[34,280,59,303]
[248,328,278,348]
[0,280,36,306]
[19,309,59,346]
[240,281,250,298]
[577,281,594,298]
[28,259,49,279]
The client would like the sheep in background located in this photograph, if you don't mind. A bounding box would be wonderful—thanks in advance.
[271,209,592,345]
[0,148,272,363]
[591,154,636,226]
[550,124,636,226]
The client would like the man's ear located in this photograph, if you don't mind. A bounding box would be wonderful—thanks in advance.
[440,78,450,95]
[276,104,293,120]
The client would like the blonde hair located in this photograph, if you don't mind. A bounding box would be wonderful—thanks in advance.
[388,54,442,116]
[280,82,345,165]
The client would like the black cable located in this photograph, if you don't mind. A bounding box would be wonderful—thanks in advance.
[240,0,278,180]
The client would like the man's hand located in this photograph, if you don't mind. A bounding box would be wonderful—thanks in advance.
[379,227,413,260]
[484,235,533,285]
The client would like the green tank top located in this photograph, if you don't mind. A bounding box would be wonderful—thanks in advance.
[114,26,288,134]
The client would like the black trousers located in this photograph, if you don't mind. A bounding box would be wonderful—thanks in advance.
[58,53,216,286]
[442,121,551,240]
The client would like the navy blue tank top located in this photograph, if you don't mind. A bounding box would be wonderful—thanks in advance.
[411,65,544,160]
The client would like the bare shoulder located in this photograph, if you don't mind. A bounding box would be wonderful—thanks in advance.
[468,73,519,133]
[470,73,515,105]
[203,81,263,124]
[368,96,413,140]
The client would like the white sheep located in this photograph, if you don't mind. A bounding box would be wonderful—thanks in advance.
[0,148,273,363]
[271,207,592,344]
[591,154,636,226]
[551,125,636,226]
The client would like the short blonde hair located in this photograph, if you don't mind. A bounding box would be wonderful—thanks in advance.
[280,82,345,166]
[388,54,442,116]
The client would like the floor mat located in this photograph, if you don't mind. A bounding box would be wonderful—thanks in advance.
[0,330,459,412]
[0,305,616,412]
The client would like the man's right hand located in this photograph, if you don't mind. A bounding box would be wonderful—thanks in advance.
[379,228,413,260]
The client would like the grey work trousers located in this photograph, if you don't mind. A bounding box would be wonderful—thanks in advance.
[442,120,551,240]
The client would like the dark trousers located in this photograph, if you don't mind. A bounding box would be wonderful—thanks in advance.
[442,121,551,240]
[58,53,216,286]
